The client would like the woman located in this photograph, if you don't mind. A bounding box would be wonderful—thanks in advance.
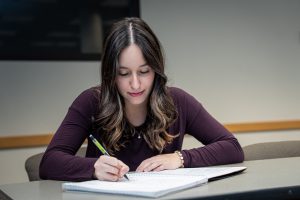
[40,17,244,182]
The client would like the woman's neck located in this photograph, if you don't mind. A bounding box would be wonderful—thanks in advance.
[125,103,147,127]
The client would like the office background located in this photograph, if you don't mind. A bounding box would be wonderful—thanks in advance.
[0,0,300,185]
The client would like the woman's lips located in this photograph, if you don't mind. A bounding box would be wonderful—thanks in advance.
[128,91,144,97]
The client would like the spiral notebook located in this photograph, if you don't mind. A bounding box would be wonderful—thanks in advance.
[62,166,246,198]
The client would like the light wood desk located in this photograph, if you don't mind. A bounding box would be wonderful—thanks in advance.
[1,157,300,200]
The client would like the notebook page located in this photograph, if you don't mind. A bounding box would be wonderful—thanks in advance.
[63,173,207,198]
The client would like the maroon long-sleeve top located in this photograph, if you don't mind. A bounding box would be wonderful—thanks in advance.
[40,87,244,181]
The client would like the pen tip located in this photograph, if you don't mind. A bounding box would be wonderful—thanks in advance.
[124,174,130,180]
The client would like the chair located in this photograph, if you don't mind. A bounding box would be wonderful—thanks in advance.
[25,147,87,181]
[243,140,300,161]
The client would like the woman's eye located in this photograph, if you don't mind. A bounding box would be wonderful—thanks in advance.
[118,72,129,76]
[140,70,149,74]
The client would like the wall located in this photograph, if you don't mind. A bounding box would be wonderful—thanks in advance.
[1,0,300,185]
[141,0,300,123]
[0,61,100,136]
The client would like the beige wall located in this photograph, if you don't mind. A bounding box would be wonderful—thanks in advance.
[0,61,100,136]
[141,0,300,123]
[1,0,300,185]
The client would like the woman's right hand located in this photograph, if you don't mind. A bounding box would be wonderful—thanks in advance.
[93,155,129,181]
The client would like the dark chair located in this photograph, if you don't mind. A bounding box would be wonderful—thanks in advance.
[243,140,300,161]
[25,147,87,181]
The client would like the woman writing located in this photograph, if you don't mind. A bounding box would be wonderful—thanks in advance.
[40,17,244,181]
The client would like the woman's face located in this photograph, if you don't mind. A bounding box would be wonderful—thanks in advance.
[116,44,155,108]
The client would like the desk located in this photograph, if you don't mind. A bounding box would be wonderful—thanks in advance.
[1,157,300,200]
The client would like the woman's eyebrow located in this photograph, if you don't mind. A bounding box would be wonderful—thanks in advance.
[119,63,148,69]
[139,63,148,67]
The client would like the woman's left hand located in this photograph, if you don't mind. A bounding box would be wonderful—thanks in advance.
[136,153,182,172]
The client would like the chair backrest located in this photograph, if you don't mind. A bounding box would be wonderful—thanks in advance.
[243,140,300,161]
[25,146,87,181]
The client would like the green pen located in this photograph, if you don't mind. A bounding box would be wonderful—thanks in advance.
[89,134,129,180]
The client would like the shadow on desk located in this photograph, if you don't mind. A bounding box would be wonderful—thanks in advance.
[199,186,300,200]
[0,189,13,200]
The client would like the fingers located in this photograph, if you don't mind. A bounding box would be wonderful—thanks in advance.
[94,155,129,181]
[137,160,162,172]
[136,156,164,172]
[153,165,165,172]
[118,162,130,178]
[99,171,121,182]
[136,153,182,172]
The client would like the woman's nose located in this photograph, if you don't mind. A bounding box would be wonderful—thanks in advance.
[130,74,141,90]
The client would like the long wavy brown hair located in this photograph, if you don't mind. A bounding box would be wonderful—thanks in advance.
[94,17,178,155]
